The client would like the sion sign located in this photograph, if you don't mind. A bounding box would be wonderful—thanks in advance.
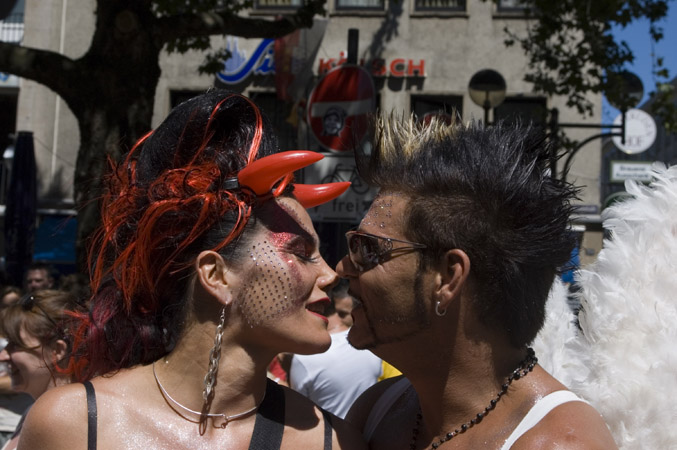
[612,109,657,155]
[307,65,375,153]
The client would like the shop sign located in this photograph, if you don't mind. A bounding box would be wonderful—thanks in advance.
[303,154,377,223]
[216,37,275,84]
[0,72,19,87]
[318,52,426,78]
[612,109,657,155]
[215,38,426,85]
[610,161,654,183]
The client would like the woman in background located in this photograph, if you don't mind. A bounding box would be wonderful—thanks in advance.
[0,290,79,450]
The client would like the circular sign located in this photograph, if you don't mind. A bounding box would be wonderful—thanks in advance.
[612,109,657,154]
[307,65,375,152]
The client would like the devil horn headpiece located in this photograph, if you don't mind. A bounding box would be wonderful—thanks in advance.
[235,150,350,208]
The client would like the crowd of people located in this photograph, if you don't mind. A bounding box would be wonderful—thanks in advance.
[0,89,671,449]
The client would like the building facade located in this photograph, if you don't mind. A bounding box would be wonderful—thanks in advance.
[2,0,604,269]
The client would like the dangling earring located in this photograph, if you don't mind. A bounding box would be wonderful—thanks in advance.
[435,301,447,317]
[203,306,226,403]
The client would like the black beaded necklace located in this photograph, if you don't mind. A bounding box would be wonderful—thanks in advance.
[410,348,538,450]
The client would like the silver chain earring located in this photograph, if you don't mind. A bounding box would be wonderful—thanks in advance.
[435,301,447,317]
[203,306,226,403]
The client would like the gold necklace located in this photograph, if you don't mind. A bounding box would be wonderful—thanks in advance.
[152,360,265,427]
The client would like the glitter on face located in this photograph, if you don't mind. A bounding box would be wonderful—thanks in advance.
[235,201,317,327]
[361,192,401,229]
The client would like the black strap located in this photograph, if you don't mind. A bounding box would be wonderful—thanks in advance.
[83,381,97,450]
[10,407,31,439]
[321,408,334,450]
[248,379,285,450]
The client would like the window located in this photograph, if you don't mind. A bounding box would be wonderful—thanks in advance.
[335,0,384,10]
[0,92,17,154]
[0,0,24,43]
[254,0,302,10]
[248,92,298,151]
[496,0,529,11]
[493,97,547,126]
[411,95,462,124]
[414,0,465,12]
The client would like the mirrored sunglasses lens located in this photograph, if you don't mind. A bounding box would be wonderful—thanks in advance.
[347,234,365,268]
[361,236,380,264]
[350,233,382,270]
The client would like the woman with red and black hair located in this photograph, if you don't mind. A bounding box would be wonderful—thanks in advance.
[17,91,363,450]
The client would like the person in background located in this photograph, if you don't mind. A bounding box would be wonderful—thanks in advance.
[57,274,91,308]
[290,279,382,418]
[0,289,21,310]
[329,279,354,331]
[17,91,364,450]
[23,264,55,293]
[377,360,402,383]
[338,117,617,449]
[0,285,31,447]
[0,290,80,450]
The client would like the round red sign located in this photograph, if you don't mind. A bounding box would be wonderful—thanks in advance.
[307,65,376,153]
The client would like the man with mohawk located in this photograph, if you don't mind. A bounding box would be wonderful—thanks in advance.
[337,116,617,449]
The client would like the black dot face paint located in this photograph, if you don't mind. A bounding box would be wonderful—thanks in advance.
[235,201,318,327]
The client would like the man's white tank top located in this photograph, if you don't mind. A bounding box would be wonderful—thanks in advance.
[363,378,588,449]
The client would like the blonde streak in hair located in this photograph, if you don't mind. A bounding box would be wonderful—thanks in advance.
[405,120,419,158]
[397,113,423,160]
[402,113,419,158]
[375,113,395,166]
[378,112,405,162]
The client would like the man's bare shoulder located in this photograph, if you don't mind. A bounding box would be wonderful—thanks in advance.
[18,383,89,450]
[512,400,618,450]
[345,375,407,431]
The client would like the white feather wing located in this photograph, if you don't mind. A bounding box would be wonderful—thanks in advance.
[536,163,677,449]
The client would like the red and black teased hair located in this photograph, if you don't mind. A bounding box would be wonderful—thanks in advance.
[71,91,285,380]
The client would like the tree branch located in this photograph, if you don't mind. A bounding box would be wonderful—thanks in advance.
[153,0,326,43]
[0,42,82,100]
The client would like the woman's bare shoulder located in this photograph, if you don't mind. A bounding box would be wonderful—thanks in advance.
[18,383,89,450]
[18,367,150,450]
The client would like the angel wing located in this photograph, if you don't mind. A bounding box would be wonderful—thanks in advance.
[534,163,677,450]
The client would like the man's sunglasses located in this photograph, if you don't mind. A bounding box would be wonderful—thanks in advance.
[346,230,427,272]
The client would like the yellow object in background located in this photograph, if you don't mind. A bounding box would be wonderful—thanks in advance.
[378,361,402,382]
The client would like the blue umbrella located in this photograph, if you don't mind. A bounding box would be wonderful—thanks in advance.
[4,130,37,287]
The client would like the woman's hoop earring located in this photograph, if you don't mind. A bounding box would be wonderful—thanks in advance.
[435,301,447,317]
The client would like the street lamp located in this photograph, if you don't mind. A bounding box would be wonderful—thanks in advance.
[466,69,644,182]
[468,69,507,125]
[606,71,644,112]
